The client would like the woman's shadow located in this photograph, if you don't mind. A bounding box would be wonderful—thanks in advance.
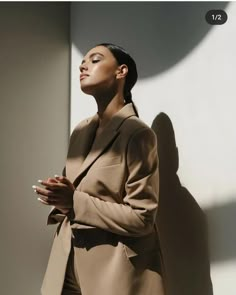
[151,113,213,295]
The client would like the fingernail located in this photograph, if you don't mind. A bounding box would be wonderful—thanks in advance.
[37,198,41,201]
[32,185,37,189]
[34,189,37,193]
[38,180,43,183]
[54,174,60,178]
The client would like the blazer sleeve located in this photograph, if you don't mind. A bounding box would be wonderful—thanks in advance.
[68,127,159,237]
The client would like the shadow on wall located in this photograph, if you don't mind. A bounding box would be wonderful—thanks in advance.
[152,113,213,295]
[72,1,228,79]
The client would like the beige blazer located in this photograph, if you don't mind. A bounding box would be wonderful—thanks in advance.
[41,103,164,295]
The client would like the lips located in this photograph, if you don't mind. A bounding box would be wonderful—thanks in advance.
[80,74,89,80]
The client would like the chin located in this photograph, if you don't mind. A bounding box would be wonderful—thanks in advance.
[80,84,94,95]
[80,82,105,97]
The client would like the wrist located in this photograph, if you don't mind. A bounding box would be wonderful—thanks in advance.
[59,208,70,214]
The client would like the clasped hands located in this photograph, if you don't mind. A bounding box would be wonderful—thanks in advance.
[32,175,75,214]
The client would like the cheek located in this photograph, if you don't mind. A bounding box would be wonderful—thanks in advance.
[93,65,113,81]
[81,67,115,91]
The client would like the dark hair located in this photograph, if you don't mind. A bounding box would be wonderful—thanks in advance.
[96,43,139,117]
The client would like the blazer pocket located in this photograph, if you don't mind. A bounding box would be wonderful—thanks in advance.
[93,156,122,169]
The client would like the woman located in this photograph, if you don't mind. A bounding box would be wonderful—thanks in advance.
[33,43,164,295]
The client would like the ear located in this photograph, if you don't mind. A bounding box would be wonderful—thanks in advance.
[116,64,128,80]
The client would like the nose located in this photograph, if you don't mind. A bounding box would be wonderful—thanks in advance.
[79,62,88,73]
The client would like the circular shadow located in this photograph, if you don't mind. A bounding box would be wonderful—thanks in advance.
[71,2,229,79]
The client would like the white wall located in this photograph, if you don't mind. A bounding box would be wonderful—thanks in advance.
[70,2,236,295]
[0,3,70,294]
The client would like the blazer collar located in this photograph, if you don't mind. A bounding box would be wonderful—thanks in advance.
[101,102,136,131]
[69,103,136,185]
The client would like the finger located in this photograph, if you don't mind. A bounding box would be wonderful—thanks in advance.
[37,197,51,206]
[39,195,59,204]
[46,177,58,183]
[55,176,75,189]
[37,178,58,185]
[55,175,71,185]
[37,197,67,209]
[37,181,66,191]
[32,185,59,197]
[37,197,57,206]
[38,195,49,202]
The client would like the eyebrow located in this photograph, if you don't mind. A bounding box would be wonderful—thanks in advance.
[81,52,104,64]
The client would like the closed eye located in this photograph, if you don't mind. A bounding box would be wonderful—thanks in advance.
[92,59,100,63]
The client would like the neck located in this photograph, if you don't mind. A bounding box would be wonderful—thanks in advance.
[94,93,125,128]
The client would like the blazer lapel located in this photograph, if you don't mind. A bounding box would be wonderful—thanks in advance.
[66,114,99,184]
[76,127,119,181]
[70,103,136,186]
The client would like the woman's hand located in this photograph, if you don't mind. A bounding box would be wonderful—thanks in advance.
[33,176,75,214]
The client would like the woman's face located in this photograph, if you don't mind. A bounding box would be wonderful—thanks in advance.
[79,46,120,95]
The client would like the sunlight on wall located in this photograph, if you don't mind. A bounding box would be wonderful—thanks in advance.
[211,259,236,294]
